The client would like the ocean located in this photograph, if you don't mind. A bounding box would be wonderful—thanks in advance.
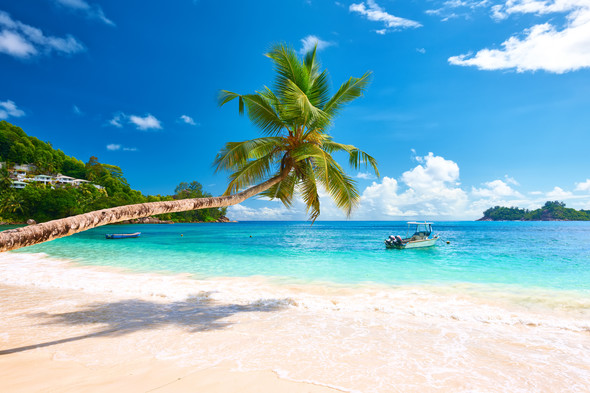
[9,221,590,290]
[2,221,590,392]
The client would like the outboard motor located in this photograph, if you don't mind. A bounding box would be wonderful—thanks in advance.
[385,235,403,247]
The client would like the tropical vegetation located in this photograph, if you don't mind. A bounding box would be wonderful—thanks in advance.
[0,122,226,224]
[480,201,590,221]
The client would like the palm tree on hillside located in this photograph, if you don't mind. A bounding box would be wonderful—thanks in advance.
[0,43,378,252]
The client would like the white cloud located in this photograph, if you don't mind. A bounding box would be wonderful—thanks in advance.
[349,0,422,33]
[106,143,121,151]
[449,0,590,73]
[416,47,426,54]
[299,35,335,54]
[107,143,137,152]
[356,172,377,180]
[72,105,83,115]
[179,115,197,126]
[426,0,491,21]
[128,114,162,130]
[491,0,586,20]
[471,179,523,198]
[0,100,25,119]
[108,113,124,128]
[547,186,573,198]
[109,113,162,130]
[575,179,590,191]
[0,11,85,59]
[227,204,294,221]
[504,175,519,185]
[0,30,36,57]
[355,153,469,219]
[53,0,115,26]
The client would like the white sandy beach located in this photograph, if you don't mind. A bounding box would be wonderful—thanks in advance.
[1,252,590,393]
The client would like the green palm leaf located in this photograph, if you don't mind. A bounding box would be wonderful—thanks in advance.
[298,160,321,221]
[323,72,372,117]
[224,153,279,195]
[259,170,297,207]
[322,140,380,177]
[266,44,311,99]
[311,151,359,217]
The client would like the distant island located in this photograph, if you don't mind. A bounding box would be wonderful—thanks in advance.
[0,121,230,225]
[479,201,590,221]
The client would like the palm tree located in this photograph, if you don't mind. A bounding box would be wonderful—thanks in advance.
[0,43,378,253]
[215,43,378,221]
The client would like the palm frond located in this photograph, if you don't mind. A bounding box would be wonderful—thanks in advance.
[307,70,331,109]
[304,45,321,79]
[322,72,372,117]
[347,148,380,177]
[218,90,244,115]
[214,137,284,172]
[289,142,327,163]
[265,43,310,100]
[224,153,279,195]
[322,140,380,177]
[213,140,251,173]
[247,137,285,159]
[259,170,297,207]
[311,151,360,217]
[282,79,329,127]
[298,160,321,222]
[242,94,286,135]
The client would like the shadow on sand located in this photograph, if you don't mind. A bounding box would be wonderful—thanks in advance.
[0,293,290,355]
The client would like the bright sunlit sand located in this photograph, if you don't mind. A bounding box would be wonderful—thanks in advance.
[2,252,589,393]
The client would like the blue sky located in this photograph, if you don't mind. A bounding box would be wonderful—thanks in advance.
[1,0,590,220]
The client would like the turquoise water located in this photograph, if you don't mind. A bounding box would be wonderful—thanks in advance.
[8,221,590,291]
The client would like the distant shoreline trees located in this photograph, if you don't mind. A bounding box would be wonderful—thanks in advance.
[479,201,590,221]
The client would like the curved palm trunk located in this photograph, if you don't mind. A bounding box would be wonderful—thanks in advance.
[0,170,289,253]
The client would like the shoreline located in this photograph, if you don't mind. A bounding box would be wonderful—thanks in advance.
[1,252,590,392]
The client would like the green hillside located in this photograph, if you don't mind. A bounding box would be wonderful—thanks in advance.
[0,121,226,224]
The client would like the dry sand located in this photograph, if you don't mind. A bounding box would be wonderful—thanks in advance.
[0,353,340,393]
[0,283,339,393]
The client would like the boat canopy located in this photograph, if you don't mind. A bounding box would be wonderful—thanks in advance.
[406,222,433,238]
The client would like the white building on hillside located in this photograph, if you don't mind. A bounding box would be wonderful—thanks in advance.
[10,180,27,189]
[55,174,75,184]
[2,163,105,190]
[31,175,52,185]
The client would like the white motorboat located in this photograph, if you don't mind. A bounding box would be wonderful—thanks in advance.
[385,222,438,249]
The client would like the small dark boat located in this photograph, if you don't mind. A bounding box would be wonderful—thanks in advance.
[105,232,141,239]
